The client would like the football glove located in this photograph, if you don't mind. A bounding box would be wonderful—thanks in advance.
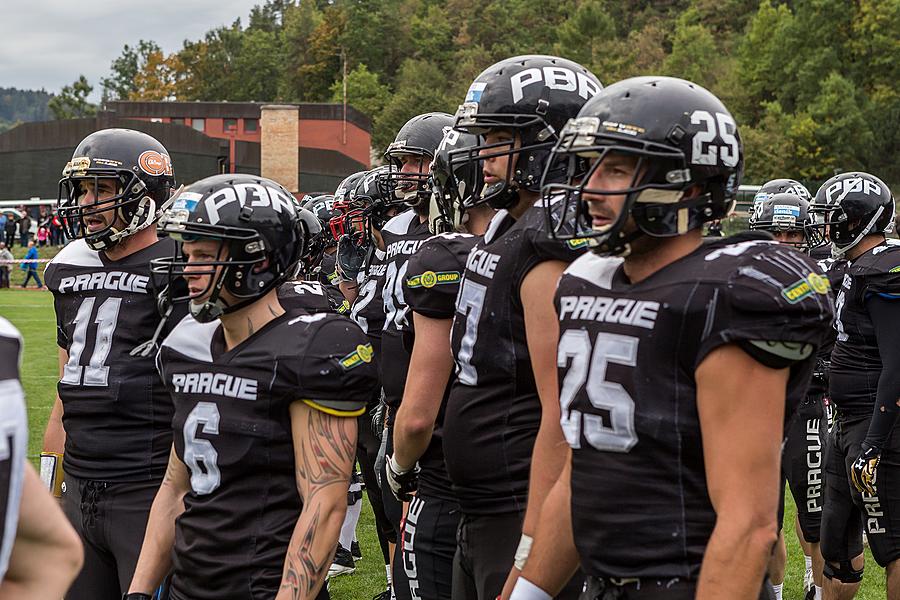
[122,594,152,600]
[386,455,419,502]
[851,443,881,496]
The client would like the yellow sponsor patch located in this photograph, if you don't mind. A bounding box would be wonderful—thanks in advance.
[406,270,461,289]
[566,237,591,249]
[889,266,900,273]
[339,343,374,369]
[782,272,830,303]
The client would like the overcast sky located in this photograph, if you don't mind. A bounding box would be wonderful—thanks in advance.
[0,0,262,100]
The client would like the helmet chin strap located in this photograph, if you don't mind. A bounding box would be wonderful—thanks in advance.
[832,205,884,259]
[93,187,182,251]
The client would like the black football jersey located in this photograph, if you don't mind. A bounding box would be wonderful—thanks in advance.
[402,232,479,500]
[318,250,340,287]
[157,311,379,599]
[0,318,27,583]
[829,241,900,414]
[44,238,187,481]
[444,204,588,515]
[556,235,833,579]
[379,211,433,408]
[317,251,351,314]
[807,255,841,395]
[277,280,338,314]
[350,248,388,360]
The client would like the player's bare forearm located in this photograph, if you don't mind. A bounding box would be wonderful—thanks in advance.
[41,348,69,453]
[503,453,580,600]
[520,260,566,535]
[0,464,82,600]
[394,313,454,470]
[41,396,66,453]
[696,344,786,599]
[278,403,357,600]
[129,446,189,594]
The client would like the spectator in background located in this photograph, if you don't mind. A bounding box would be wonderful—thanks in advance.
[20,240,42,289]
[4,215,16,247]
[37,225,49,247]
[18,213,31,247]
[50,213,63,245]
[0,213,7,237]
[0,242,12,288]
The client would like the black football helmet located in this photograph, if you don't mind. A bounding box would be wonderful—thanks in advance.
[58,128,176,251]
[752,178,811,206]
[542,76,743,256]
[333,171,367,207]
[383,112,455,207]
[449,55,602,209]
[151,173,303,323]
[749,192,824,251]
[429,127,483,233]
[334,166,399,280]
[302,194,339,248]
[809,171,895,258]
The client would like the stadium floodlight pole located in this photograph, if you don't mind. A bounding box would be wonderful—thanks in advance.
[342,47,347,146]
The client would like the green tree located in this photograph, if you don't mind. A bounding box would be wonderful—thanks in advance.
[554,0,617,79]
[808,72,873,173]
[733,0,794,122]
[662,10,722,89]
[48,76,97,120]
[277,0,325,100]
[101,40,162,102]
[374,58,456,151]
[330,64,391,125]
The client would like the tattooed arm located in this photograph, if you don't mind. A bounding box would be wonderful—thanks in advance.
[277,401,358,600]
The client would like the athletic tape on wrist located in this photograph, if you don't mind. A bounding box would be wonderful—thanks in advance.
[509,577,552,600]
[513,533,533,571]
[40,452,64,498]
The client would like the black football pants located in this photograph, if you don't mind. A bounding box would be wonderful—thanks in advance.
[62,475,160,600]
[452,512,584,600]
[778,394,824,543]
[580,576,774,600]
[822,411,900,567]
[400,493,459,600]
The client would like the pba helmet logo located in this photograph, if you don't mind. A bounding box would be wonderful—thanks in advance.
[138,150,174,177]
[510,66,601,104]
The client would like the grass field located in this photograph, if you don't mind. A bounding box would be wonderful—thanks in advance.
[0,287,887,599]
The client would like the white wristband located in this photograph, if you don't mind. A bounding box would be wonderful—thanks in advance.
[513,533,533,571]
[509,577,552,600]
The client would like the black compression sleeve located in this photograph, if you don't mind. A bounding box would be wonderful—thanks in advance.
[863,295,900,448]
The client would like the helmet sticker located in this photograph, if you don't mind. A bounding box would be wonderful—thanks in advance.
[138,150,174,177]
[172,192,202,212]
[773,204,801,218]
[464,82,486,104]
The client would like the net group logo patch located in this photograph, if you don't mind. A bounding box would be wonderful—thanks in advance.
[782,272,830,303]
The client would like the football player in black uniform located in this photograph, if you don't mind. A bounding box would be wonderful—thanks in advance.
[508,76,833,600]
[300,194,349,312]
[808,172,900,600]
[41,128,185,600]
[0,318,83,599]
[278,206,342,315]
[126,174,378,600]
[750,189,828,600]
[387,128,494,600]
[335,166,402,596]
[440,55,601,600]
